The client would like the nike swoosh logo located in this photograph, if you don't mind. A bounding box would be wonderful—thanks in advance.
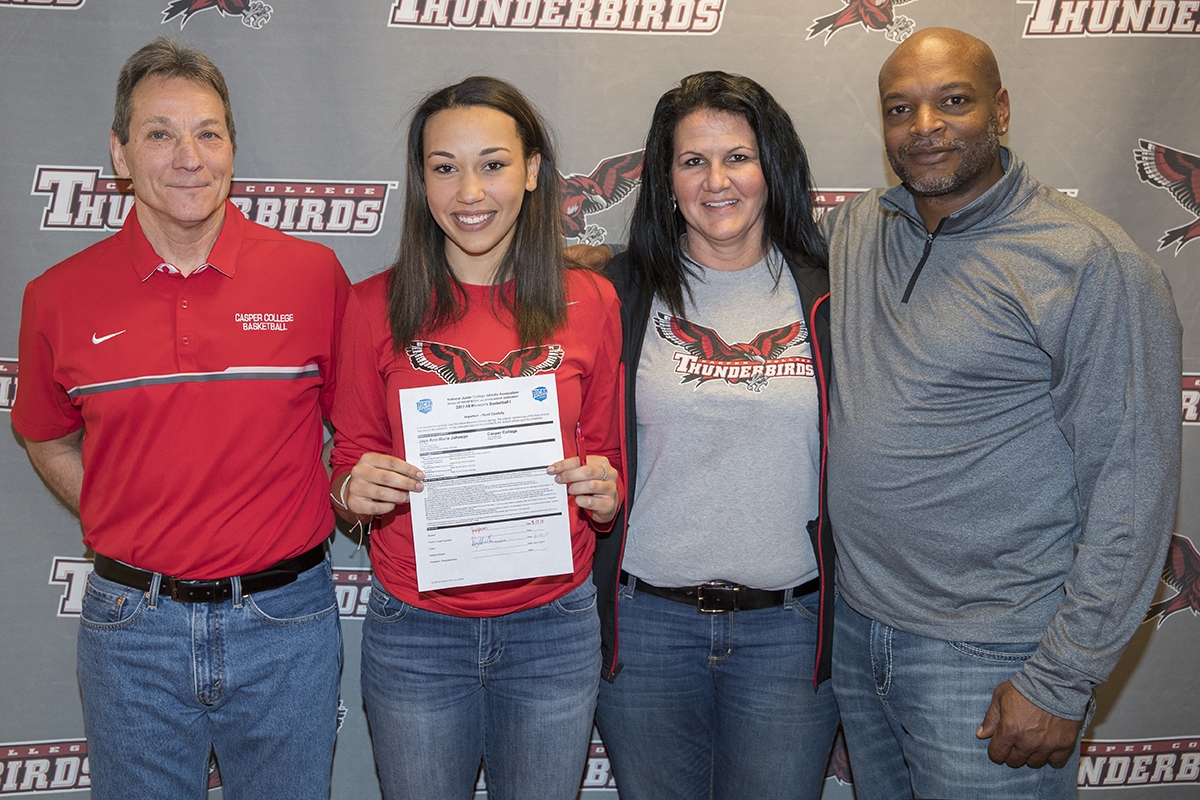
[566,301,581,306]
[92,330,127,345]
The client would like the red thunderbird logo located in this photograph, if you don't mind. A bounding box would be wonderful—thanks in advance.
[559,151,643,245]
[407,341,563,384]
[807,0,917,44]
[162,0,272,28]
[1134,140,1200,254]
[1144,534,1200,628]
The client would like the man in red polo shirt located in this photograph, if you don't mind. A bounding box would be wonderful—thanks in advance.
[13,38,349,800]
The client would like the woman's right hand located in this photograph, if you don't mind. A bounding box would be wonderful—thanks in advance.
[338,453,425,517]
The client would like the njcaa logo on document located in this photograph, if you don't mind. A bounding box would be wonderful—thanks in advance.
[1019,0,1200,36]
[30,168,399,236]
[389,0,724,33]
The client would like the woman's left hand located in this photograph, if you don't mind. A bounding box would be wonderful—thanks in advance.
[547,455,619,525]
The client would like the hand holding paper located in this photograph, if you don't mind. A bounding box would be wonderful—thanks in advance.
[343,452,426,517]
[547,455,619,524]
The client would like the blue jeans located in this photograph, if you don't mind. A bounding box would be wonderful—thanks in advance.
[594,578,839,800]
[360,576,600,800]
[833,593,1081,800]
[76,556,343,800]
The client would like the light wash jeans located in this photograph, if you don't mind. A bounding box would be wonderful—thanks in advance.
[360,576,601,800]
[595,578,839,800]
[77,557,343,800]
[833,592,1082,800]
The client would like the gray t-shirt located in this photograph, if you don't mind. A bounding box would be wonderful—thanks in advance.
[622,253,820,590]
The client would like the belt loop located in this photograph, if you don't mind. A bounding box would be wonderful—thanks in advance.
[231,575,243,608]
[624,573,637,598]
[147,572,162,610]
[783,586,794,608]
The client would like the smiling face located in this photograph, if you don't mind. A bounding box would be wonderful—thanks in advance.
[878,32,1009,220]
[670,108,769,271]
[110,75,234,237]
[422,105,540,284]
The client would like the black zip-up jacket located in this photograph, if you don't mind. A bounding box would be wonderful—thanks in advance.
[593,250,835,686]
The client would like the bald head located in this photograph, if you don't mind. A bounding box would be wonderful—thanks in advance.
[875,27,1010,229]
[879,28,1002,97]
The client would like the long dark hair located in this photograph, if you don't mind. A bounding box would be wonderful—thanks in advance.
[387,76,566,349]
[629,71,827,317]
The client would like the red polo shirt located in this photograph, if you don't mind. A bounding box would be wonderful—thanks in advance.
[14,201,350,578]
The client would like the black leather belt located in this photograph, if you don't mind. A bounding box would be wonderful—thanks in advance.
[92,544,325,603]
[620,570,819,614]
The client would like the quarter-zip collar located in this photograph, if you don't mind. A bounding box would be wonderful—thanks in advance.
[881,148,1036,302]
[880,147,1032,237]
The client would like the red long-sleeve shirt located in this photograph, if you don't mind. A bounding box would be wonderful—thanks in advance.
[331,268,622,616]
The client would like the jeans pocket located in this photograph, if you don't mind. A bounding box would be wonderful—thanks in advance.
[364,576,410,623]
[78,573,148,630]
[551,579,597,616]
[949,640,1040,662]
[788,587,820,623]
[245,562,338,626]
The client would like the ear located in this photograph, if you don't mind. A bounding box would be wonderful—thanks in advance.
[995,87,1011,136]
[111,130,131,179]
[525,151,541,192]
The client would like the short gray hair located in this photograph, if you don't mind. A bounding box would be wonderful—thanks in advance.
[112,37,235,151]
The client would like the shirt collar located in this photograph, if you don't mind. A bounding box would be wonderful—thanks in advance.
[880,147,1032,236]
[122,199,246,282]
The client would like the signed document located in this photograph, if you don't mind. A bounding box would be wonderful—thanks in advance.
[399,375,573,591]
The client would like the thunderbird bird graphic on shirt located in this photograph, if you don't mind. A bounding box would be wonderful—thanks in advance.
[653,312,812,393]
[406,341,563,384]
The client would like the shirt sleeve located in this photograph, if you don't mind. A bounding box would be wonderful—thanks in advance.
[1009,245,1181,719]
[577,275,625,533]
[329,284,395,483]
[12,277,84,441]
[318,254,352,422]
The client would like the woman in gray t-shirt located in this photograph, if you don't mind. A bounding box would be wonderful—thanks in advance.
[593,71,839,800]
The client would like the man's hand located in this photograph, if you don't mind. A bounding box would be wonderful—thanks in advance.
[563,244,613,270]
[976,680,1082,769]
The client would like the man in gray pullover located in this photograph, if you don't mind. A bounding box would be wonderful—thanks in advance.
[823,28,1181,799]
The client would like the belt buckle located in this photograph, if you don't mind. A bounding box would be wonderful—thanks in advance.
[170,579,222,603]
[696,581,738,613]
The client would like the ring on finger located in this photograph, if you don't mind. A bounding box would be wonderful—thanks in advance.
[600,465,609,482]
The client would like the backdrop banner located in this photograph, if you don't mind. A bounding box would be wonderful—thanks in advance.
[2,1,1197,797]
